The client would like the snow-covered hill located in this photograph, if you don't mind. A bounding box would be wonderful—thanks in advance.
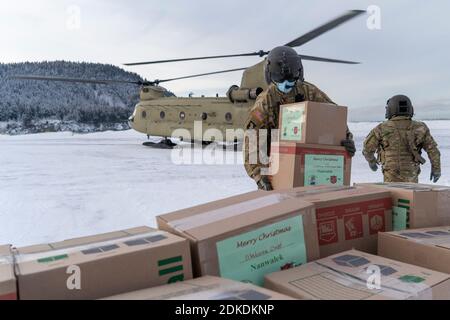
[0,121,448,246]
[0,61,144,134]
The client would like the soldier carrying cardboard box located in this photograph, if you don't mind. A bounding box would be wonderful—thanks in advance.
[244,46,356,191]
[362,95,441,183]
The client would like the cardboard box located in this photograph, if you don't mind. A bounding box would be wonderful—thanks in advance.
[156,191,320,286]
[379,226,450,274]
[280,185,392,257]
[104,276,293,300]
[14,226,192,300]
[0,245,17,300]
[265,249,450,300]
[279,102,348,145]
[270,142,352,190]
[356,183,450,230]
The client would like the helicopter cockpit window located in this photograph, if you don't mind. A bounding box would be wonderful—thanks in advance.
[225,112,232,122]
[201,113,208,121]
[160,111,165,119]
[141,111,147,118]
[179,112,186,120]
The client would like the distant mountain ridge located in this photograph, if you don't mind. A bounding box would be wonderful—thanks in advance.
[0,61,144,134]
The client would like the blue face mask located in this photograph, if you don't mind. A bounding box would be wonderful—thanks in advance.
[276,80,296,94]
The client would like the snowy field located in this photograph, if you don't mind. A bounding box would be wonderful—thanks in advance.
[1,121,449,246]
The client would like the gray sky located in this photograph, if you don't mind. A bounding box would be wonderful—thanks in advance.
[2,0,450,120]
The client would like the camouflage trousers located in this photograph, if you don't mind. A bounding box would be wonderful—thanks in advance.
[382,167,420,183]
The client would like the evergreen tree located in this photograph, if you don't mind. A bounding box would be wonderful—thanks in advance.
[0,61,145,128]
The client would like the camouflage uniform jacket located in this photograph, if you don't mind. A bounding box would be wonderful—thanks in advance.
[244,81,353,185]
[363,116,441,178]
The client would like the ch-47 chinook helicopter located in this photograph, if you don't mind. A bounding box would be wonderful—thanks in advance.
[12,10,365,149]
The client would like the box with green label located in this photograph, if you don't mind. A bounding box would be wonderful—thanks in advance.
[279,102,348,145]
[265,249,450,300]
[379,226,450,275]
[0,245,17,300]
[270,142,352,190]
[14,226,192,300]
[355,183,450,231]
[156,191,320,286]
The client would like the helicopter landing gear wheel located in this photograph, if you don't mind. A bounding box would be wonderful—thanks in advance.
[143,138,177,149]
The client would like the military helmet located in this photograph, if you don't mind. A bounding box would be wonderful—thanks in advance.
[385,95,414,119]
[264,46,304,85]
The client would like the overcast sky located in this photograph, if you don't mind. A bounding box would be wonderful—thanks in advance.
[2,0,450,120]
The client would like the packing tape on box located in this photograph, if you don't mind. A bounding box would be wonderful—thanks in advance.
[432,186,450,191]
[282,186,353,199]
[15,231,169,263]
[396,229,450,247]
[168,187,353,232]
[168,193,289,231]
[307,261,433,300]
[147,282,272,300]
[388,183,450,192]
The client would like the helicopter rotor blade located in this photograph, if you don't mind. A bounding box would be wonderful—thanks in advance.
[9,75,151,86]
[9,68,248,87]
[123,51,268,66]
[124,10,365,67]
[156,67,248,84]
[284,9,366,48]
[299,55,359,64]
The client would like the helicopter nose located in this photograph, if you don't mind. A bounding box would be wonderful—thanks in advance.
[128,115,135,127]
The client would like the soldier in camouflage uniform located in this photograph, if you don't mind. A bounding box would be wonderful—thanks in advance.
[244,46,355,191]
[363,95,441,183]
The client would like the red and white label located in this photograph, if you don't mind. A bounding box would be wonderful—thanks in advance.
[316,198,391,247]
[368,209,386,235]
[318,218,338,245]
[343,214,364,240]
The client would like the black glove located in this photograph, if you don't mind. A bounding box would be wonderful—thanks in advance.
[430,170,441,183]
[341,139,356,157]
[369,161,379,172]
[257,176,273,191]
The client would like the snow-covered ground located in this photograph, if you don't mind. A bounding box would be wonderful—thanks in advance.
[1,121,449,246]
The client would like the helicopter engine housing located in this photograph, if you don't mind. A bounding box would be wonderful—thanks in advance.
[140,86,166,101]
[227,85,263,103]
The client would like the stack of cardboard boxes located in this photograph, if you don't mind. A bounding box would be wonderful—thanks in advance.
[259,183,450,300]
[270,102,352,189]
[3,182,450,300]
[3,101,450,300]
[3,185,450,300]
